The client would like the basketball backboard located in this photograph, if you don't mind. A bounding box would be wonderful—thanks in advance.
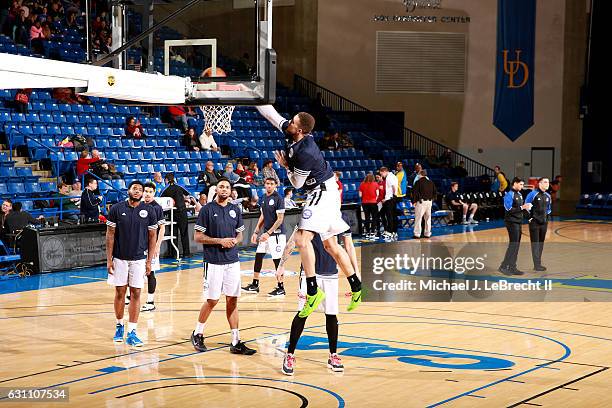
[100,0,276,106]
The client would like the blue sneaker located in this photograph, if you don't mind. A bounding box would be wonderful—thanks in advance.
[126,330,144,347]
[113,324,124,342]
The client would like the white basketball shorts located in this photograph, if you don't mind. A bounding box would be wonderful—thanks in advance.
[107,258,146,289]
[203,261,241,300]
[299,178,349,241]
[255,233,286,260]
[298,273,339,315]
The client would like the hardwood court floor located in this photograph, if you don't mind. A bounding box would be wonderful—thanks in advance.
[0,220,611,407]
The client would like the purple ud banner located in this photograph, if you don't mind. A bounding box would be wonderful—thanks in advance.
[493,0,536,141]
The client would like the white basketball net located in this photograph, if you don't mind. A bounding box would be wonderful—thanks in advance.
[201,105,235,134]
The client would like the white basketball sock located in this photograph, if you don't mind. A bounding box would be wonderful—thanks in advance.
[128,322,137,333]
[195,322,205,335]
[147,293,154,303]
[231,329,240,346]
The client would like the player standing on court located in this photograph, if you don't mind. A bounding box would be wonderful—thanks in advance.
[281,233,344,375]
[141,182,166,311]
[106,181,158,347]
[242,177,287,296]
[255,105,362,317]
[190,178,256,355]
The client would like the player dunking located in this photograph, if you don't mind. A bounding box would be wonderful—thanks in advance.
[256,105,362,317]
[242,177,287,296]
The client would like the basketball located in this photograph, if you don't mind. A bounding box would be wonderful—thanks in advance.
[201,66,227,78]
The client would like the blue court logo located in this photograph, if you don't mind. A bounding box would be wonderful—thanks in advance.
[293,335,514,370]
[302,209,313,219]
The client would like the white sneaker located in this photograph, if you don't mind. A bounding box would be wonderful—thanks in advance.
[469,219,479,224]
[461,219,468,225]
[141,302,156,311]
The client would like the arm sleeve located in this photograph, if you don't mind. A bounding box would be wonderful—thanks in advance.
[525,191,536,205]
[106,204,117,227]
[547,194,552,214]
[148,210,158,231]
[255,105,288,131]
[276,195,285,213]
[156,207,166,225]
[235,207,245,233]
[287,168,310,189]
[503,192,514,211]
[194,207,207,233]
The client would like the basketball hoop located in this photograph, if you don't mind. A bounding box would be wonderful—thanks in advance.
[201,105,235,134]
[199,66,235,134]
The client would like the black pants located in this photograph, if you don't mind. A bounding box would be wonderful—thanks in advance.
[383,198,397,233]
[362,203,379,234]
[174,210,190,257]
[501,221,522,268]
[529,220,547,267]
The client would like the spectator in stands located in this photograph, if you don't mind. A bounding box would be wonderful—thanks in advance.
[412,170,437,239]
[125,116,146,139]
[198,128,219,152]
[492,165,508,192]
[242,195,260,213]
[161,173,191,258]
[335,171,343,202]
[41,20,51,38]
[454,161,468,178]
[339,132,354,149]
[262,159,280,186]
[222,162,240,184]
[76,150,100,178]
[80,177,101,223]
[56,182,79,220]
[92,161,120,180]
[284,187,298,209]
[12,88,31,114]
[439,148,453,168]
[408,163,422,186]
[447,182,478,225]
[0,199,13,241]
[29,18,45,53]
[5,202,43,235]
[48,0,63,21]
[424,148,440,168]
[12,8,27,44]
[380,167,399,240]
[230,187,245,210]
[318,130,340,151]
[183,127,201,151]
[71,180,82,207]
[233,168,252,200]
[168,105,191,132]
[197,161,220,194]
[0,1,9,36]
[248,161,262,185]
[152,172,166,196]
[359,174,380,239]
[236,163,253,184]
[395,162,407,200]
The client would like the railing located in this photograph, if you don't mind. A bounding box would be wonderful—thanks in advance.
[13,195,80,221]
[293,75,496,178]
[7,129,62,183]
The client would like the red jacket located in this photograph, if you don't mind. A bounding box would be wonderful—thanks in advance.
[76,157,100,176]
